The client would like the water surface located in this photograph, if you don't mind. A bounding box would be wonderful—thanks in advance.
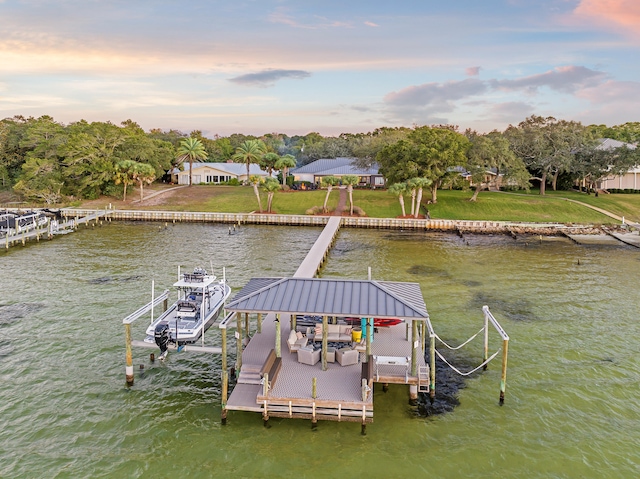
[1,223,638,478]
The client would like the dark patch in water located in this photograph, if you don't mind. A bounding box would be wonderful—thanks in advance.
[468,291,537,322]
[407,265,450,278]
[87,275,142,284]
[0,303,45,324]
[598,357,615,363]
[460,280,482,287]
[416,347,479,416]
[330,242,375,257]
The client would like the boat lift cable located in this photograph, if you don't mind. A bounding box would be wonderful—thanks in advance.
[435,348,501,376]
[434,327,484,350]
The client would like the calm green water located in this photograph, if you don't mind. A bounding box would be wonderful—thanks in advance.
[1,223,639,478]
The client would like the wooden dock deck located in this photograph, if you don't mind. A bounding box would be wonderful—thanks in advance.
[294,216,341,278]
[226,312,425,422]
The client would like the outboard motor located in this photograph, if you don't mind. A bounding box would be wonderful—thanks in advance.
[154,321,171,358]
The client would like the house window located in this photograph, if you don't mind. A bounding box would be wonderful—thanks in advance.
[374,176,385,186]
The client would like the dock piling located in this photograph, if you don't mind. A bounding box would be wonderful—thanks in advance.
[124,323,134,386]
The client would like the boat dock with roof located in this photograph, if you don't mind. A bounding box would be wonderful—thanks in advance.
[123,215,510,431]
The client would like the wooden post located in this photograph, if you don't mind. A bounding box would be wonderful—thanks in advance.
[421,320,426,353]
[236,313,243,370]
[429,335,436,403]
[483,310,489,370]
[312,377,317,399]
[411,320,418,377]
[221,370,228,425]
[244,312,250,340]
[257,313,262,334]
[500,339,509,405]
[365,318,372,360]
[311,377,317,429]
[221,326,228,376]
[321,315,328,371]
[263,372,270,427]
[275,314,281,358]
[291,313,297,332]
[405,321,409,341]
[124,323,134,386]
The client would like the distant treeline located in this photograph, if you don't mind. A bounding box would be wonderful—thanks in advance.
[1,114,639,204]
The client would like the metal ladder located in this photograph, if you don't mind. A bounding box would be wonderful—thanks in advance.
[418,365,430,393]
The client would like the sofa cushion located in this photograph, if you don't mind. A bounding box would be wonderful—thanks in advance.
[288,330,297,344]
[296,331,304,340]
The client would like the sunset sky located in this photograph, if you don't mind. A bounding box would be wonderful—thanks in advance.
[1,0,639,137]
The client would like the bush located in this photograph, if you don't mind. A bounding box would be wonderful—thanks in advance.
[305,205,324,215]
[223,178,240,186]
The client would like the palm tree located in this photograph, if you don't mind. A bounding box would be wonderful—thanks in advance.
[232,140,266,183]
[411,177,433,218]
[177,138,207,186]
[341,175,359,215]
[114,159,138,201]
[406,178,419,216]
[132,162,156,201]
[275,154,297,185]
[262,177,281,213]
[388,182,408,217]
[321,175,339,213]
[248,174,264,212]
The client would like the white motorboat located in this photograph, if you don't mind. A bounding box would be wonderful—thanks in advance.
[144,267,231,358]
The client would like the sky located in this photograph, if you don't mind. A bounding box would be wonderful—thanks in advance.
[1,0,639,137]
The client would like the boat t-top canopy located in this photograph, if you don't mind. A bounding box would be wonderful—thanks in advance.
[174,275,217,289]
[226,277,429,321]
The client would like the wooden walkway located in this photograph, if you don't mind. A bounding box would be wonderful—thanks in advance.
[3,210,112,249]
[294,216,341,278]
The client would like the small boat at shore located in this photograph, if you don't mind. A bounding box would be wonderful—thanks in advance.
[144,267,231,359]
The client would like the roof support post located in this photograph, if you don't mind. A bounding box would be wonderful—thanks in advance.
[291,313,296,332]
[275,314,281,358]
[429,334,436,403]
[257,313,262,334]
[365,318,372,360]
[411,320,418,377]
[244,312,250,341]
[421,320,426,353]
[236,313,243,371]
[321,315,328,371]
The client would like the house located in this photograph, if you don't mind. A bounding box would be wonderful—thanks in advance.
[595,139,639,191]
[291,157,385,188]
[173,162,272,185]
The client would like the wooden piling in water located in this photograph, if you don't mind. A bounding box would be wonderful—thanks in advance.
[429,335,436,403]
[500,339,509,405]
[124,323,134,386]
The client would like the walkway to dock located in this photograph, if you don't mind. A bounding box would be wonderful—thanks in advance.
[294,216,342,278]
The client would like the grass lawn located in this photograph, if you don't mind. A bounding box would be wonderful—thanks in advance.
[67,184,640,224]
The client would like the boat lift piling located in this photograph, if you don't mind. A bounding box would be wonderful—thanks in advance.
[122,289,171,386]
[482,306,510,404]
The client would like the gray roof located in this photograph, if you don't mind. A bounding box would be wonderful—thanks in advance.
[227,277,429,320]
[597,138,637,150]
[291,158,380,176]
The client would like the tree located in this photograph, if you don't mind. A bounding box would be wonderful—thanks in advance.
[342,174,359,215]
[132,162,156,201]
[321,175,339,213]
[505,116,595,195]
[260,152,280,176]
[410,177,432,218]
[248,174,264,212]
[274,154,296,185]
[465,131,529,201]
[114,159,138,201]
[377,126,470,204]
[388,182,408,217]
[177,137,207,186]
[232,139,267,182]
[262,177,281,213]
[572,143,639,193]
[62,121,127,198]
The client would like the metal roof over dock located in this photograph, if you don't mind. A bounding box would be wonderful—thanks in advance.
[226,277,429,320]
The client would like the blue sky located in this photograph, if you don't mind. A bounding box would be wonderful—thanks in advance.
[1,0,639,136]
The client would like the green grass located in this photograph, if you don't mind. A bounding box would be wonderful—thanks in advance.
[427,190,613,223]
[78,184,640,224]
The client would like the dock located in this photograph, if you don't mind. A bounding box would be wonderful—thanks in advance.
[3,209,112,249]
[122,209,511,430]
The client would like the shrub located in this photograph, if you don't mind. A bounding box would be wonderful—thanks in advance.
[305,205,324,215]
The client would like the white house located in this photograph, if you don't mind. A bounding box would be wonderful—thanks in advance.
[596,139,639,191]
[174,162,272,185]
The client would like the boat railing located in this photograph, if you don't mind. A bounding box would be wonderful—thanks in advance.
[183,273,206,283]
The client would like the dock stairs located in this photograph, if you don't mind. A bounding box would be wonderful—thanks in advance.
[238,364,262,385]
[418,365,430,393]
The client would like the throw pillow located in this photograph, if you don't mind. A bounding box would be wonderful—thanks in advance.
[296,331,304,340]
[288,330,297,343]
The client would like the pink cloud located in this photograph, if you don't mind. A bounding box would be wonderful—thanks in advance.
[364,21,379,27]
[466,66,481,77]
[573,0,640,37]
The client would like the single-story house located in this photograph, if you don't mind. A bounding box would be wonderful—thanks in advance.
[172,162,272,185]
[291,157,385,187]
[595,139,639,191]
